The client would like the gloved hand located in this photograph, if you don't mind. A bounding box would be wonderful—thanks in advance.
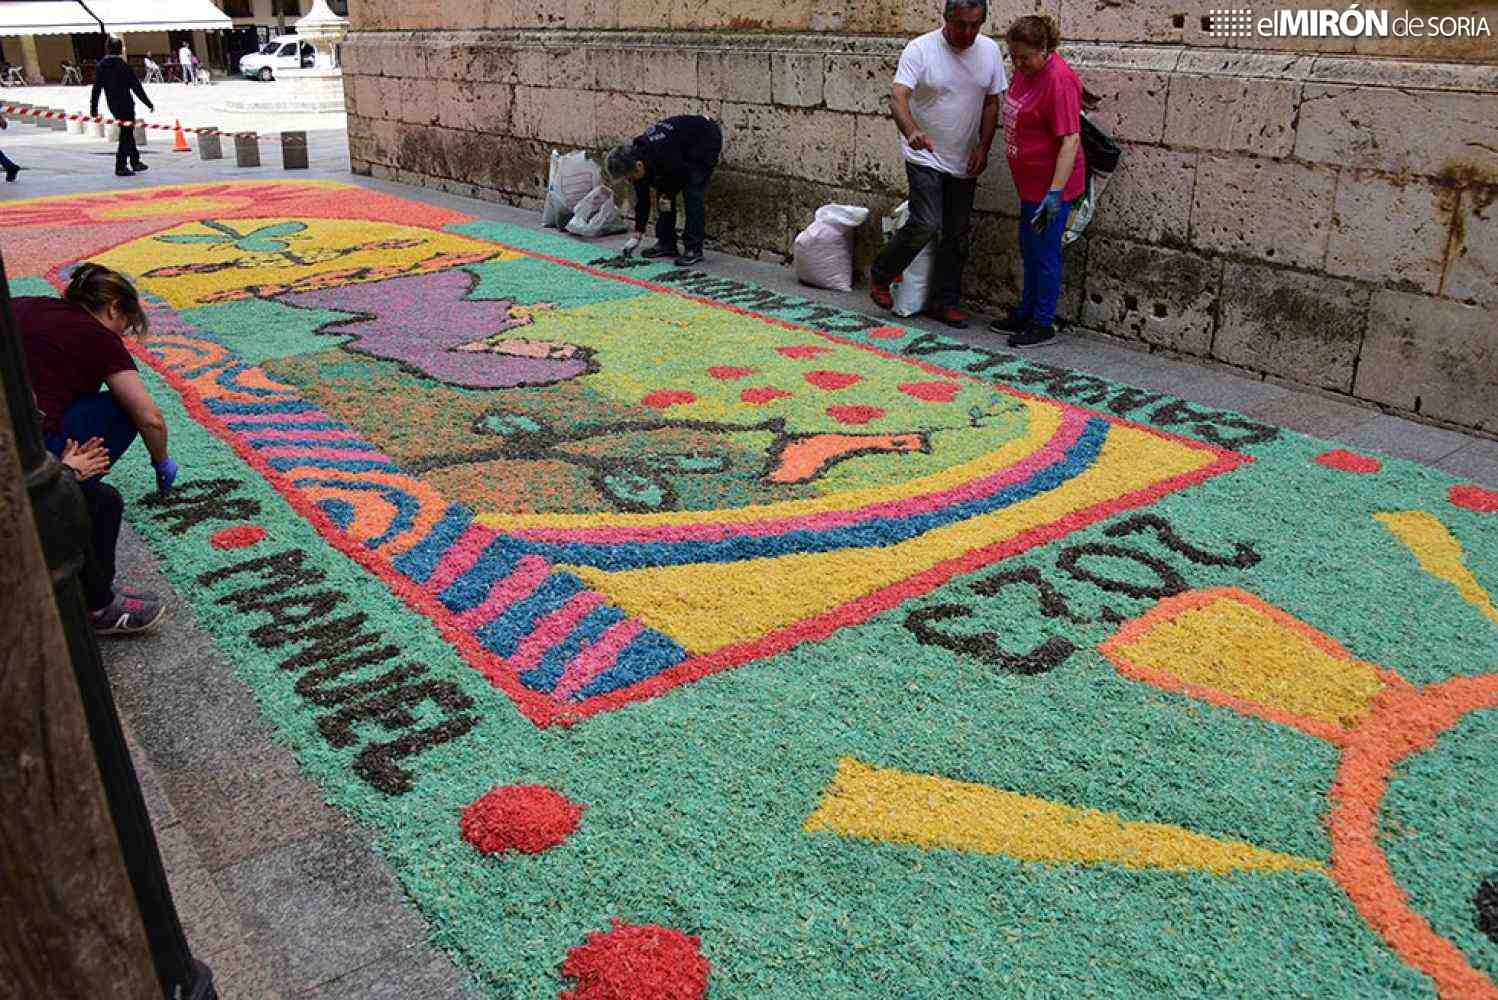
[153,456,178,493]
[622,234,642,258]
[1031,189,1064,233]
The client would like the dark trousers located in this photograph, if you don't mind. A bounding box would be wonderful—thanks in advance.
[43,391,140,468]
[0,147,16,171]
[1017,198,1074,328]
[871,161,977,311]
[657,122,723,252]
[114,120,142,171]
[79,476,124,611]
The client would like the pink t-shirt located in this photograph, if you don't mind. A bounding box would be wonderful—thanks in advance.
[1002,53,1086,203]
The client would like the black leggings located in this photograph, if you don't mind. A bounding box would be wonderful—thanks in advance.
[78,476,124,611]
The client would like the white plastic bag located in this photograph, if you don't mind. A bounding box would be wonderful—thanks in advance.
[565,184,629,238]
[793,203,869,292]
[541,149,602,229]
[1063,171,1113,246]
[882,201,934,318]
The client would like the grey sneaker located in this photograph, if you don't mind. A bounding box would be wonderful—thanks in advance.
[91,592,166,636]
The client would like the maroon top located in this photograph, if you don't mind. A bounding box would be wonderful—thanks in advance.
[14,296,137,435]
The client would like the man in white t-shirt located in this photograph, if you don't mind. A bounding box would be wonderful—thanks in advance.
[870,0,1006,328]
[178,43,195,83]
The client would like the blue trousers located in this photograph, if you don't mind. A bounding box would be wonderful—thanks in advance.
[43,391,139,468]
[1017,198,1074,328]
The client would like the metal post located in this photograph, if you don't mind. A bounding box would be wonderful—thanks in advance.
[0,253,217,999]
[281,130,308,170]
[234,132,260,167]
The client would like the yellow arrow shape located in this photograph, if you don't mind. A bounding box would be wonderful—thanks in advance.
[805,757,1324,875]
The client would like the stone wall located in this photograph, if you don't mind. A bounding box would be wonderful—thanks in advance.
[341,4,1498,435]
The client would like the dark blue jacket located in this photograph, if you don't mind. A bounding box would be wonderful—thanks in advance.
[90,55,153,119]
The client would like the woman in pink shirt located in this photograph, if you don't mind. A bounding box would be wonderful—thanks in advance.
[990,15,1085,348]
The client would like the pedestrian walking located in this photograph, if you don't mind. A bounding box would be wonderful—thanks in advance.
[143,53,165,83]
[988,14,1086,348]
[90,36,155,176]
[868,0,1005,330]
[606,115,724,268]
[178,42,196,84]
[0,110,22,182]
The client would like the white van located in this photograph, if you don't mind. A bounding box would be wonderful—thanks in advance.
[238,35,314,81]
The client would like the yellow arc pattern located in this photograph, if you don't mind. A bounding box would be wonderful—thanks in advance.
[804,757,1325,876]
[1376,510,1498,625]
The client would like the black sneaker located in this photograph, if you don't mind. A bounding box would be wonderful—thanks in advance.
[90,592,166,636]
[988,311,1030,335]
[1007,323,1056,348]
[131,162,148,172]
[3,164,19,182]
[640,243,678,259]
[673,249,705,267]
[115,167,135,176]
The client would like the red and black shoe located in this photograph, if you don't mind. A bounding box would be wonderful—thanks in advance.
[926,305,970,329]
[869,279,893,310]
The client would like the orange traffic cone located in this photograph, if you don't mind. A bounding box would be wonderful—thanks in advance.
[172,120,191,152]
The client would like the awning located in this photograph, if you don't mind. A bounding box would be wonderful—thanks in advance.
[0,0,234,37]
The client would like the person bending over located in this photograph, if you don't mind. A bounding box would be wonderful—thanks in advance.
[15,264,178,487]
[606,115,724,268]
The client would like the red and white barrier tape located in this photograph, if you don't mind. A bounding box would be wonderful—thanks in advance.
[0,104,302,142]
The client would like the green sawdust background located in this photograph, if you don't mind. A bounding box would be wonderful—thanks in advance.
[104,214,1497,998]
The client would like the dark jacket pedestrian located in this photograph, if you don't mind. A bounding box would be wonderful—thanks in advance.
[90,40,154,176]
[606,115,723,266]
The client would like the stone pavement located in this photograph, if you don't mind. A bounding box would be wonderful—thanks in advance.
[0,78,347,140]
[4,125,1495,999]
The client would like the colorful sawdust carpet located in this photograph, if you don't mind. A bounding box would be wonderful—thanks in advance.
[4,181,1496,998]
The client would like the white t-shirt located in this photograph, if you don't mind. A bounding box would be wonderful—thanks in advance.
[179,46,193,69]
[893,30,1007,178]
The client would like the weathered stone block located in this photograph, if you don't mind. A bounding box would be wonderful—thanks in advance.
[436,80,512,133]
[1079,69,1169,144]
[541,87,598,147]
[1217,262,1370,390]
[1191,155,1336,269]
[721,103,854,181]
[569,0,619,29]
[364,74,400,119]
[704,169,790,254]
[1060,0,1187,44]
[1082,240,1222,354]
[548,46,592,90]
[1442,183,1498,306]
[616,0,675,28]
[1326,172,1450,292]
[824,54,898,115]
[380,41,425,79]
[1091,143,1194,245]
[698,51,773,106]
[513,0,568,27]
[973,154,1021,216]
[458,42,519,84]
[1163,75,1299,156]
[616,47,699,98]
[423,41,464,81]
[772,52,823,108]
[678,0,810,30]
[398,77,440,126]
[515,46,551,86]
[1355,292,1497,430]
[1294,85,1498,177]
[851,114,905,193]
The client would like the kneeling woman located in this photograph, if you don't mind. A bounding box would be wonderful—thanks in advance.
[15,263,177,634]
[991,15,1086,348]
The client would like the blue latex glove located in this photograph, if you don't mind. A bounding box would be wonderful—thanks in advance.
[153,456,178,492]
[1031,189,1064,233]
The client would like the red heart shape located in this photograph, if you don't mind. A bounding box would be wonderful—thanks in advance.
[741,387,793,405]
[827,405,885,425]
[777,345,831,359]
[899,380,961,402]
[642,390,696,409]
[805,370,863,391]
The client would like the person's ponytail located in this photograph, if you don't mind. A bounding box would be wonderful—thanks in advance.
[63,263,148,336]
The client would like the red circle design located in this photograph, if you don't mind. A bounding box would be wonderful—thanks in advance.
[740,387,793,405]
[641,390,696,409]
[1315,449,1382,474]
[707,365,755,380]
[804,370,863,391]
[460,784,584,856]
[1449,484,1498,513]
[827,405,885,425]
[210,524,268,550]
[560,919,710,1000]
